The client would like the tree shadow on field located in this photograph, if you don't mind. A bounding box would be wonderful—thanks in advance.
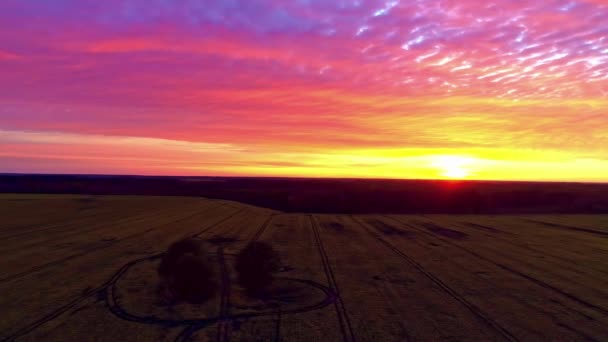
[94,237,336,342]
[157,238,217,304]
[235,241,281,298]
[156,238,283,305]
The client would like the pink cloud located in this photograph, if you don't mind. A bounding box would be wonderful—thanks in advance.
[0,0,607,179]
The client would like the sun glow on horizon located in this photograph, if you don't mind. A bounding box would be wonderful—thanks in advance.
[431,156,475,179]
[443,167,469,179]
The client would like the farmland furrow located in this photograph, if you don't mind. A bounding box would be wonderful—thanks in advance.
[350,215,516,342]
[467,216,608,253]
[2,205,245,341]
[390,216,608,315]
[225,214,342,341]
[524,218,608,237]
[451,219,608,277]
[370,215,608,339]
[518,215,608,233]
[216,247,231,342]
[0,205,213,284]
[0,195,176,237]
[5,194,608,341]
[215,213,275,342]
[0,205,202,275]
[310,215,355,342]
[252,214,276,242]
[0,201,192,254]
[0,202,155,240]
[391,216,608,316]
[0,196,100,232]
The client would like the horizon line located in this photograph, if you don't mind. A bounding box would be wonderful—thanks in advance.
[2,172,607,185]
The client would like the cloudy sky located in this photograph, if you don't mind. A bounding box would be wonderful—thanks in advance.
[1,0,607,181]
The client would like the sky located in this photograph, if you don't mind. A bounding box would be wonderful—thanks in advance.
[0,0,607,181]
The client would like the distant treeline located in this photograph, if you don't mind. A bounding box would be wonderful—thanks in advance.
[1,174,607,214]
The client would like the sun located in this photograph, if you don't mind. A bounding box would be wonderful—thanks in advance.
[442,165,469,179]
[431,156,473,179]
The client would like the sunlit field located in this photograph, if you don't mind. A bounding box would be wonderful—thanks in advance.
[2,194,607,341]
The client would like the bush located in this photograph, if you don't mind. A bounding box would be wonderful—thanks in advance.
[235,241,281,296]
[158,237,217,304]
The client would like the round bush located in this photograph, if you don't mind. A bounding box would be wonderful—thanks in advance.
[235,241,281,295]
[157,237,216,304]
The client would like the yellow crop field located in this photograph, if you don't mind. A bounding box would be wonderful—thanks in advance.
[1,194,607,341]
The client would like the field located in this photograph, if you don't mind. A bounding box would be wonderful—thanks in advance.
[1,193,608,341]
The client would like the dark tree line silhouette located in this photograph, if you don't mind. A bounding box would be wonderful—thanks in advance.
[3,174,607,214]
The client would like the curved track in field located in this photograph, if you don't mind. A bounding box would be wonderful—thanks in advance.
[1,205,243,341]
[2,210,336,342]
[105,253,336,342]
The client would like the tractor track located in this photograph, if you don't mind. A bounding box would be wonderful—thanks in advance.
[103,255,335,341]
[1,204,243,341]
[0,201,217,263]
[0,199,211,244]
[215,247,231,342]
[274,308,282,342]
[215,213,276,342]
[0,197,143,234]
[395,216,608,317]
[310,215,356,342]
[381,215,608,338]
[523,219,608,237]
[106,260,335,328]
[454,220,608,277]
[0,208,128,239]
[0,205,176,246]
[0,203,226,284]
[252,214,277,242]
[351,215,517,342]
[5,208,340,341]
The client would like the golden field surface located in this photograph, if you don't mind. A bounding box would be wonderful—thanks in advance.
[1,194,607,341]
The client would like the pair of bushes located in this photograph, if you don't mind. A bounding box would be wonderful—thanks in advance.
[157,238,280,304]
